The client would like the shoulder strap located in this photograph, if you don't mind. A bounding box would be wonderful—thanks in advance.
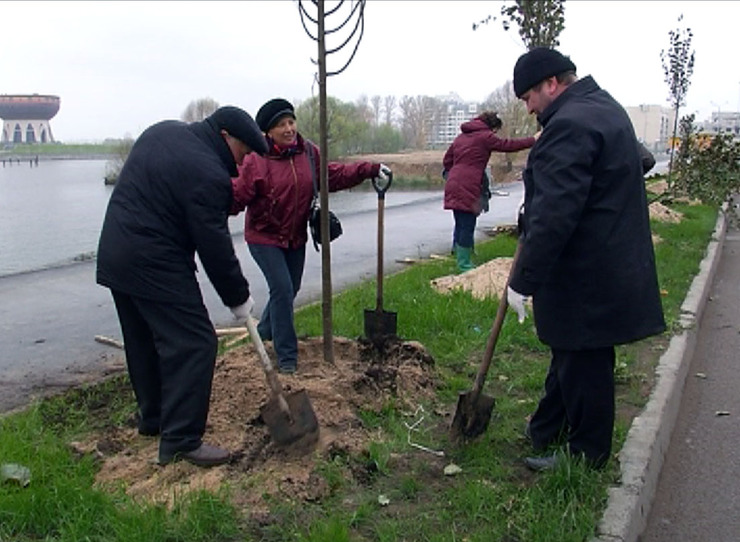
[304,139,318,198]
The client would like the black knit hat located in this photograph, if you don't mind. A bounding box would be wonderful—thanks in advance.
[208,106,268,155]
[256,98,296,132]
[513,47,577,98]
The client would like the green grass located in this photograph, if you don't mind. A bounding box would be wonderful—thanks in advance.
[0,142,118,157]
[0,201,719,541]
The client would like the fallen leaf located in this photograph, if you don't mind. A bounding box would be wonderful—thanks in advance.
[444,463,463,476]
[378,494,390,506]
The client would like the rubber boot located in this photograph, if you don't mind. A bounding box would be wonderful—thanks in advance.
[456,245,475,272]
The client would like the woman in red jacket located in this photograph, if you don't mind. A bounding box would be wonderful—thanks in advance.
[231,98,390,373]
[443,111,538,271]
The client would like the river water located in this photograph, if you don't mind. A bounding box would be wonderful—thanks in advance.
[0,159,441,277]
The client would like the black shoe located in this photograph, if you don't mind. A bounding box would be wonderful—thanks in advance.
[158,443,231,467]
[278,362,297,374]
[524,454,559,472]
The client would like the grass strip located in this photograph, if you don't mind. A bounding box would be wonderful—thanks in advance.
[0,201,718,541]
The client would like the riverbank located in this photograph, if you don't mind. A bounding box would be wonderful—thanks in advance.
[1,141,118,160]
[1,154,115,164]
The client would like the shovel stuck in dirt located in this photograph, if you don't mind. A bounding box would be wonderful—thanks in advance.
[244,316,319,451]
[364,172,398,347]
[450,241,522,440]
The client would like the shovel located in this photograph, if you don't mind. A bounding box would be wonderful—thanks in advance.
[364,172,398,346]
[450,241,522,440]
[244,315,320,449]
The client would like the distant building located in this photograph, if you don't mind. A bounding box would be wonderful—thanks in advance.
[0,94,60,144]
[625,104,675,152]
[698,111,740,137]
[426,93,478,149]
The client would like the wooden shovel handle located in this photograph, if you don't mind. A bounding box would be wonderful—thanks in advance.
[470,240,523,399]
[376,195,385,311]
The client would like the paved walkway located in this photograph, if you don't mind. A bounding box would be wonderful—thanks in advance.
[592,205,738,541]
[641,211,740,541]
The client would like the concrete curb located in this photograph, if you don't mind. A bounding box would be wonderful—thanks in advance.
[591,207,728,542]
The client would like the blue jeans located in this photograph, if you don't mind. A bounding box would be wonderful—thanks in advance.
[248,243,306,369]
[452,210,477,249]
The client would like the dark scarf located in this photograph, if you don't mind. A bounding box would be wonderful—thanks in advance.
[266,133,305,158]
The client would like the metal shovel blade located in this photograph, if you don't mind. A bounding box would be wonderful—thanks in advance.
[260,389,320,449]
[245,315,319,451]
[450,390,496,439]
[363,308,397,345]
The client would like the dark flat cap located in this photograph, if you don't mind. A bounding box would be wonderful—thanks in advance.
[208,106,268,155]
[513,47,577,98]
[256,98,295,132]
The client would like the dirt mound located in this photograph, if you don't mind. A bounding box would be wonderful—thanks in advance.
[431,258,513,301]
[75,337,437,513]
[344,150,529,184]
[649,201,683,223]
[346,150,446,181]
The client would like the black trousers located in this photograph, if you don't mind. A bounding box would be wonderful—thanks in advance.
[111,291,218,459]
[528,346,615,467]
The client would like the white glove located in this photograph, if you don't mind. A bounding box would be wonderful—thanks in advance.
[230,296,255,320]
[507,286,528,324]
[377,163,391,181]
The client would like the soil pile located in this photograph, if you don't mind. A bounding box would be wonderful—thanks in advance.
[431,258,513,301]
[649,201,684,223]
[74,337,438,514]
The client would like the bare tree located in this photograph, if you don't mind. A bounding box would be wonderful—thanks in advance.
[181,97,220,123]
[399,95,436,150]
[298,0,367,362]
[370,95,382,126]
[355,94,374,124]
[383,95,396,126]
[482,80,538,177]
[661,14,695,186]
[482,80,536,138]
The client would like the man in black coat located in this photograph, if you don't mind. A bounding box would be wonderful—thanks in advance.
[97,106,268,467]
[507,48,666,470]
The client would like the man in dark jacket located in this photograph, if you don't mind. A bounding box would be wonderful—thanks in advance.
[507,48,666,470]
[96,106,268,467]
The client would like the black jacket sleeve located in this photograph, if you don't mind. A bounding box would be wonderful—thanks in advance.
[639,142,656,174]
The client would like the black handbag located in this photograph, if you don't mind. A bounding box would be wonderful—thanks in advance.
[308,200,343,251]
[305,140,342,251]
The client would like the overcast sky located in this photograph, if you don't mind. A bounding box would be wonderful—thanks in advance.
[1,1,737,142]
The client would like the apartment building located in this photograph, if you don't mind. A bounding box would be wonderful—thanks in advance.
[426,93,478,149]
[625,104,675,152]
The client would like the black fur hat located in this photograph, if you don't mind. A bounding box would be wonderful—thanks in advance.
[256,98,296,132]
[513,48,577,98]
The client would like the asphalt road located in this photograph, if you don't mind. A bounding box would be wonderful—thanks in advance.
[641,218,740,541]
[0,183,523,413]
